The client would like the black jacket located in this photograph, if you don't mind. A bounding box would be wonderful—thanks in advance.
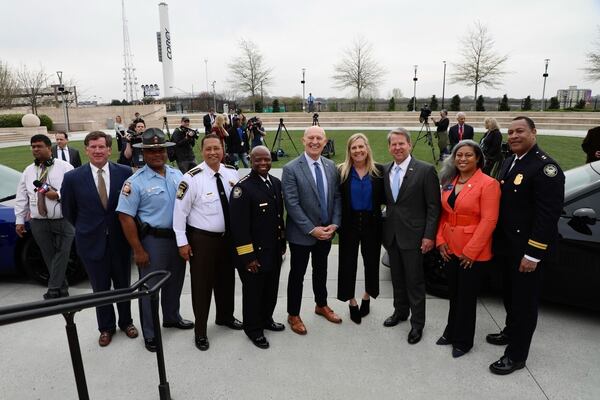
[226,126,249,154]
[171,126,196,161]
[448,124,474,147]
[339,163,385,235]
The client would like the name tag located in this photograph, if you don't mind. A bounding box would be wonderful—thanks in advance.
[259,203,268,207]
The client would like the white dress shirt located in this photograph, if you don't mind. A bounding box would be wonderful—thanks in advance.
[388,154,412,190]
[58,146,71,164]
[89,162,111,201]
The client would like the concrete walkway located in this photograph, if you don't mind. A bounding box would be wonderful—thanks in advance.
[1,246,599,400]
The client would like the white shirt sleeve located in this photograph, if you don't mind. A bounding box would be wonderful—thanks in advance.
[14,167,31,225]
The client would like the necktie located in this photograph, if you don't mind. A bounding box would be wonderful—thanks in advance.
[508,156,520,174]
[61,148,67,161]
[97,168,108,209]
[313,162,329,224]
[459,125,464,141]
[391,165,401,202]
[214,172,231,233]
[37,164,48,217]
[265,178,275,198]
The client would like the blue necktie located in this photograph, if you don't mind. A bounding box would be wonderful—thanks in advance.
[392,165,401,201]
[314,162,329,224]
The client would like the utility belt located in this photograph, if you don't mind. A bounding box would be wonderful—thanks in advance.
[137,217,175,239]
[186,224,226,238]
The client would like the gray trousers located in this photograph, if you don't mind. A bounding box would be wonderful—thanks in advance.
[388,244,426,330]
[29,218,74,290]
[138,235,186,339]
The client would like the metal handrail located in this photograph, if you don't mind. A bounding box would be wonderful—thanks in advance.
[0,270,173,400]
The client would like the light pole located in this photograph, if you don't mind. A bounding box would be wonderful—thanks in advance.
[204,59,209,110]
[260,80,264,111]
[442,61,447,109]
[56,71,69,133]
[412,65,418,112]
[301,68,306,112]
[541,59,550,111]
[211,80,217,111]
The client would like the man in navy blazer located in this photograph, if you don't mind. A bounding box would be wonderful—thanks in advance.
[448,112,474,150]
[61,131,139,347]
[282,126,343,335]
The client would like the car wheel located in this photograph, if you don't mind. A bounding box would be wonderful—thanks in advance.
[20,235,87,285]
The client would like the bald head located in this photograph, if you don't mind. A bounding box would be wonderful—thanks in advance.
[303,126,327,160]
[250,145,272,176]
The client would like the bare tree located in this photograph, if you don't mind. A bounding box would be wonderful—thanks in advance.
[450,21,508,100]
[228,39,273,102]
[17,65,50,114]
[0,60,17,108]
[332,37,385,107]
[584,27,600,81]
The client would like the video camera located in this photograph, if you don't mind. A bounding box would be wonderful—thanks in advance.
[419,105,431,123]
[312,113,319,126]
[182,126,200,139]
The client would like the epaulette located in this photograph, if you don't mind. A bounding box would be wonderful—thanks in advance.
[186,165,203,177]
[224,164,237,170]
[534,149,554,162]
[237,174,251,184]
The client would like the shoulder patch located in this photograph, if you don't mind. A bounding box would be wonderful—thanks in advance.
[176,181,189,200]
[187,166,203,177]
[121,182,132,196]
[232,187,243,198]
[543,164,558,177]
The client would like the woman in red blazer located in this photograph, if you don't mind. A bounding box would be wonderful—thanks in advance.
[435,140,501,358]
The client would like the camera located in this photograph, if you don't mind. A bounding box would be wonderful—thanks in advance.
[419,105,431,123]
[312,113,319,126]
[126,129,143,144]
[183,126,200,139]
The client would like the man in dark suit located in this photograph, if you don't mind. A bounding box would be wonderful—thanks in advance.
[382,128,441,344]
[52,132,82,168]
[448,112,474,150]
[61,131,139,347]
[203,107,216,134]
[487,116,564,375]
[282,126,343,335]
[229,146,286,349]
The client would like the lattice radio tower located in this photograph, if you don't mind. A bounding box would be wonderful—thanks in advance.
[121,0,139,102]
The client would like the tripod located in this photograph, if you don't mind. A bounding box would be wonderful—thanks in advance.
[271,118,300,157]
[312,113,320,126]
[412,120,438,165]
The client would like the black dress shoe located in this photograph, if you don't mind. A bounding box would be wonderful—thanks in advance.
[359,299,370,317]
[216,318,243,330]
[407,328,423,344]
[163,319,194,329]
[43,289,61,300]
[383,311,408,327]
[489,356,525,375]
[349,304,361,324]
[264,321,285,332]
[486,331,510,346]
[251,336,270,349]
[452,347,468,358]
[436,336,451,345]
[195,336,209,351]
[144,338,158,352]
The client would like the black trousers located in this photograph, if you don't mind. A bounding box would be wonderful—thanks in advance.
[287,240,332,316]
[188,230,236,337]
[498,254,543,363]
[388,244,425,330]
[442,256,482,351]
[337,212,381,301]
[239,265,281,339]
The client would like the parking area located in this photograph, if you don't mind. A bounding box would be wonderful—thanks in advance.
[1,245,599,400]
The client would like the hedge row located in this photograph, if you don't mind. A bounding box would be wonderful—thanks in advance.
[0,114,53,130]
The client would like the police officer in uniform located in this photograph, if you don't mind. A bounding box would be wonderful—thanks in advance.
[487,116,565,375]
[172,133,242,352]
[229,146,286,349]
[117,128,194,353]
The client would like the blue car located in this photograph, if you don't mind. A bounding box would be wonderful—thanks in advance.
[0,164,86,284]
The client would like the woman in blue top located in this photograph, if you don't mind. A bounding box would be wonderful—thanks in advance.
[337,133,385,324]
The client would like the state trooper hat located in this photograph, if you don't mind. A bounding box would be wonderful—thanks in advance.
[133,128,175,148]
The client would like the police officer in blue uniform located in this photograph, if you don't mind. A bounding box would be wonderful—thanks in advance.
[229,146,286,349]
[117,128,193,352]
[487,116,565,375]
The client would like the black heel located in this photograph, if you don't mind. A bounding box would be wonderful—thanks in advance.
[360,299,370,317]
[349,305,361,324]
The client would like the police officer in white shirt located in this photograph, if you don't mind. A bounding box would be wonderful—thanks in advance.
[15,134,75,299]
[173,133,242,351]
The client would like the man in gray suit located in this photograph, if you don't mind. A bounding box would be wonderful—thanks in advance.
[382,128,441,344]
[282,126,343,335]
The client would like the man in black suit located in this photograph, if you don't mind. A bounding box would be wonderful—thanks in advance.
[52,132,82,168]
[382,128,441,344]
[229,146,286,349]
[203,107,216,134]
[61,131,139,347]
[448,112,474,150]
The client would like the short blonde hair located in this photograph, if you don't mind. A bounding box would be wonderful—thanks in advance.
[484,117,499,131]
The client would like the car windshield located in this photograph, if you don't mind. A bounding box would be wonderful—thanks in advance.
[564,160,600,199]
[0,164,22,202]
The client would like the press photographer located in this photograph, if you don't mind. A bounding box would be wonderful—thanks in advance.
[248,116,266,148]
[171,116,198,173]
[121,119,146,170]
[431,109,450,161]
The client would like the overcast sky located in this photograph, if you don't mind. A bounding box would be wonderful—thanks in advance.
[3,0,600,103]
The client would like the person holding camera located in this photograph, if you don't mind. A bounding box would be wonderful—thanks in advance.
[249,117,266,148]
[121,119,146,170]
[171,116,199,173]
[431,110,450,161]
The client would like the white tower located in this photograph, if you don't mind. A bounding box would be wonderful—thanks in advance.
[121,0,139,102]
[158,2,175,97]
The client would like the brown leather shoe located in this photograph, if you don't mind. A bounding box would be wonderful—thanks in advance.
[99,331,113,347]
[287,315,307,335]
[315,305,342,323]
[122,324,139,339]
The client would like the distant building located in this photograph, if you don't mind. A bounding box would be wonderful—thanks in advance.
[556,86,592,108]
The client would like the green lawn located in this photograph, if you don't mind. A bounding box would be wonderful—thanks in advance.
[0,130,586,172]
